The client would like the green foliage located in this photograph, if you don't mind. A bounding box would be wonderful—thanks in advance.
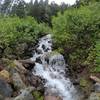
[0,16,51,58]
[52,2,100,72]
[0,16,51,45]
[32,91,43,100]
[0,0,69,26]
[75,0,100,8]
[94,39,100,72]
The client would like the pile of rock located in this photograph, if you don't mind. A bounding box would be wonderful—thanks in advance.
[0,59,43,100]
[0,59,62,100]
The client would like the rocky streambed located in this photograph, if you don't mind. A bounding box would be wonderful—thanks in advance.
[0,34,100,100]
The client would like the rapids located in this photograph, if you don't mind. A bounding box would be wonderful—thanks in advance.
[31,34,79,100]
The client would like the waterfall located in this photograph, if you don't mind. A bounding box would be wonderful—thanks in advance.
[31,34,79,100]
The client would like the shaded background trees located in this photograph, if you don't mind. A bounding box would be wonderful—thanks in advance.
[0,0,69,26]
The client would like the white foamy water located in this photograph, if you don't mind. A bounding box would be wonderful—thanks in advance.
[31,34,79,100]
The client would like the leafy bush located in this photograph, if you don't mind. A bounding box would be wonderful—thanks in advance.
[52,3,100,72]
[94,40,100,72]
[0,16,52,59]
[32,91,43,100]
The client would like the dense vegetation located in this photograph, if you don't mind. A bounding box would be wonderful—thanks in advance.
[0,0,100,99]
[0,16,51,59]
[0,0,99,73]
[52,1,100,73]
[0,0,68,26]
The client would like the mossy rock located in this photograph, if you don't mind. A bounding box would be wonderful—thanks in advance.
[80,79,89,87]
[32,91,43,100]
[47,51,60,57]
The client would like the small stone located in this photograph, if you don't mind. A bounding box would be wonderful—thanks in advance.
[44,48,50,52]
[36,57,42,64]
[36,49,43,54]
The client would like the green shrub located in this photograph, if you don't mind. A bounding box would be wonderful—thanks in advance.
[94,40,100,72]
[32,91,43,100]
[52,3,100,72]
[0,16,52,59]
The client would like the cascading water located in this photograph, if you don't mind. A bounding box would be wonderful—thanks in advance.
[31,34,79,100]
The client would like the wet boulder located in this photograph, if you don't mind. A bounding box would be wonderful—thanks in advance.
[27,72,44,89]
[41,51,66,74]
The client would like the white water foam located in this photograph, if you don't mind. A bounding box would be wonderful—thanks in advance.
[31,34,79,100]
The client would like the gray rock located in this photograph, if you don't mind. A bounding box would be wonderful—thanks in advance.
[0,79,13,97]
[41,52,66,74]
[12,72,26,90]
[94,83,100,92]
[88,93,100,100]
[14,87,35,100]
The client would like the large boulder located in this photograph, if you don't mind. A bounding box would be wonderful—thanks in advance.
[12,71,26,90]
[0,79,13,97]
[41,52,66,70]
